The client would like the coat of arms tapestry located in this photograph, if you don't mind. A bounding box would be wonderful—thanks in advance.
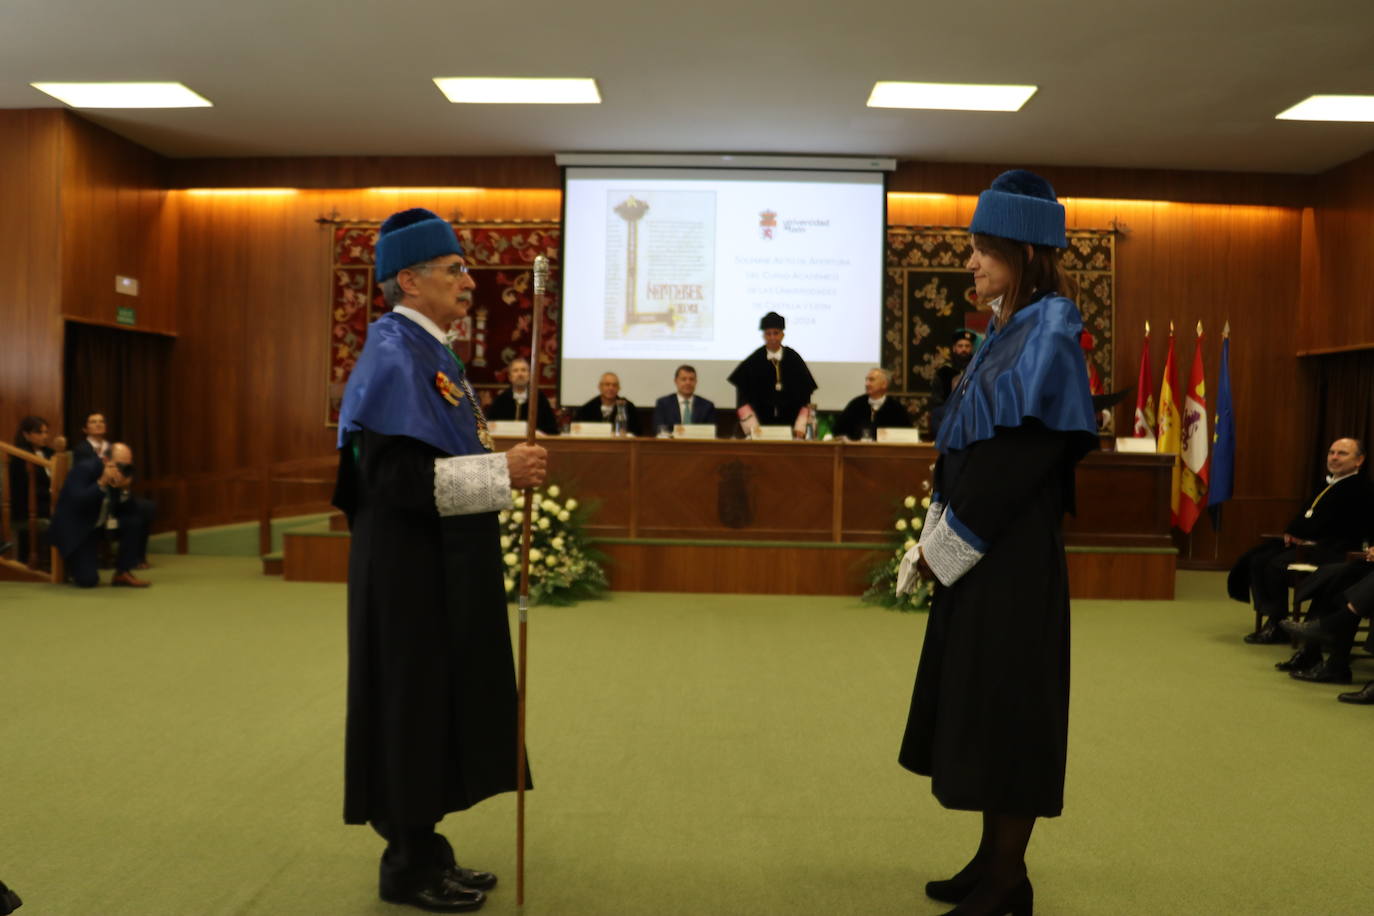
[327,222,561,425]
[883,227,1116,433]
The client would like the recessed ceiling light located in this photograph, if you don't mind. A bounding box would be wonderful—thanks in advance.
[433,77,601,104]
[866,82,1037,112]
[30,81,212,108]
[1276,94,1374,122]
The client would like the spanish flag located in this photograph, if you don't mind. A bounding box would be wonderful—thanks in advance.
[1157,326,1182,526]
[1177,324,1210,534]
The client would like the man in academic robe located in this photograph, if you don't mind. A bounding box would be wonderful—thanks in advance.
[833,368,912,441]
[1228,438,1374,644]
[651,364,716,431]
[573,372,641,436]
[929,330,977,439]
[48,443,150,588]
[485,356,559,436]
[332,208,548,913]
[1276,549,1374,685]
[727,311,817,436]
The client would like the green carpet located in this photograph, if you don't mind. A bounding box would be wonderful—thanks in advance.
[147,513,334,557]
[1,562,1371,915]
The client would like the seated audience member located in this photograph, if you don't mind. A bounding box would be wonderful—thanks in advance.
[833,368,912,441]
[486,356,559,435]
[71,411,111,463]
[49,442,150,588]
[8,416,56,560]
[1277,549,1374,687]
[651,365,716,430]
[1228,438,1374,643]
[574,372,641,436]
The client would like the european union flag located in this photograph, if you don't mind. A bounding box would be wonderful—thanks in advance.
[1208,332,1235,524]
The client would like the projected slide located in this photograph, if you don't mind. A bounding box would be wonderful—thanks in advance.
[562,168,885,411]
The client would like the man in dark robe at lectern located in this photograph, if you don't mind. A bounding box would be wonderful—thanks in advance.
[727,311,817,437]
[332,208,547,913]
[1228,437,1374,644]
[485,356,559,436]
[834,368,912,441]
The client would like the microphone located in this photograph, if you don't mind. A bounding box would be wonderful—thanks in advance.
[533,255,549,297]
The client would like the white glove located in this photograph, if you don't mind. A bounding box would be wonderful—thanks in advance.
[896,544,923,596]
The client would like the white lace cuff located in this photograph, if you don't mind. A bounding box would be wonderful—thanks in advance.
[434,453,513,517]
[918,500,945,548]
[921,507,986,587]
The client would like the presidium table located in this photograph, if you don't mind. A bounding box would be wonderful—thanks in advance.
[487,435,1177,600]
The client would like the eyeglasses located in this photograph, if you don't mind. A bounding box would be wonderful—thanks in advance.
[407,260,470,277]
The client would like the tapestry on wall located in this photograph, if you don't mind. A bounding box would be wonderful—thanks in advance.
[327,221,561,426]
[883,227,1116,433]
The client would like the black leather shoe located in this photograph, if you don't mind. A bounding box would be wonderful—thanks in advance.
[1280,618,1332,644]
[1337,682,1374,704]
[380,876,485,912]
[1276,649,1321,671]
[1244,623,1289,645]
[445,866,497,891]
[926,867,981,904]
[1290,661,1352,684]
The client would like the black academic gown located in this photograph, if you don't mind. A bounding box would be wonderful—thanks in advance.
[728,346,817,425]
[333,430,526,826]
[485,388,559,436]
[834,396,911,441]
[573,398,642,436]
[7,445,53,519]
[900,420,1094,818]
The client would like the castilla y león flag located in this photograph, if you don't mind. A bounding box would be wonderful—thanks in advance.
[1133,324,1156,442]
[1177,324,1210,534]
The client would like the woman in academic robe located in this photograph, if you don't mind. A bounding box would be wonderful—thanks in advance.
[895,170,1098,916]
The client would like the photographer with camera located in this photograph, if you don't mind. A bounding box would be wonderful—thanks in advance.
[49,442,151,588]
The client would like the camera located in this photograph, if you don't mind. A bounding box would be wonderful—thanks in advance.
[115,462,135,479]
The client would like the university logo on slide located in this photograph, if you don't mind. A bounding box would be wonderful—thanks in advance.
[759,209,777,240]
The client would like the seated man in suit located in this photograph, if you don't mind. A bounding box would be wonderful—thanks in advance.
[833,368,912,441]
[574,372,641,436]
[1277,549,1374,686]
[8,416,57,561]
[71,410,111,463]
[651,364,715,432]
[1228,438,1374,643]
[49,442,150,588]
[485,357,559,435]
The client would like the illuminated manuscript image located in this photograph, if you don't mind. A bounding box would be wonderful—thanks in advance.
[604,190,716,340]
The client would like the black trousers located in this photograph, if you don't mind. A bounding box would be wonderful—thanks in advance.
[1247,542,1300,623]
[66,515,145,587]
[371,820,455,892]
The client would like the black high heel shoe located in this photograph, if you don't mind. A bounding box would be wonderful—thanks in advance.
[925,866,982,904]
[939,876,1033,916]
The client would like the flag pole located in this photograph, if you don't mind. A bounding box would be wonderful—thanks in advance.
[515,254,548,906]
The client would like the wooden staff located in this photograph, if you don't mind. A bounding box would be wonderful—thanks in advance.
[515,253,548,905]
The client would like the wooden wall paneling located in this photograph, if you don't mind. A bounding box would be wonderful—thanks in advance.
[0,111,65,443]
[1299,151,1374,353]
[58,114,174,334]
[167,156,562,191]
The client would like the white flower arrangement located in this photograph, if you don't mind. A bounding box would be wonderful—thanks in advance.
[500,484,608,606]
[863,472,935,612]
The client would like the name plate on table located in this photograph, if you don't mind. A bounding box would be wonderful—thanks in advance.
[876,428,921,444]
[1114,437,1157,454]
[488,420,529,437]
[674,423,717,439]
[567,422,623,438]
[753,426,794,441]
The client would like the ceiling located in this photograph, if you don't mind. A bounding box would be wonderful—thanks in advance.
[3,0,1373,174]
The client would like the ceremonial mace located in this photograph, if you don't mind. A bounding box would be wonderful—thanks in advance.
[515,253,548,905]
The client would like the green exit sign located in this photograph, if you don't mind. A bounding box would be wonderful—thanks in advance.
[115,305,136,326]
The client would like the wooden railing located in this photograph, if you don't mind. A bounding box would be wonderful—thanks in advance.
[137,455,338,557]
[0,442,68,583]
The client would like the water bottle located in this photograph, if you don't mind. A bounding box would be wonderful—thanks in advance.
[614,400,628,437]
[805,404,818,441]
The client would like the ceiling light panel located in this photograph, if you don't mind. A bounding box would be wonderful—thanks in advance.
[30,82,212,108]
[867,82,1036,112]
[1275,94,1374,122]
[433,78,601,104]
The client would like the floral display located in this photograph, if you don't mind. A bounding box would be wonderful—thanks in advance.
[497,484,607,606]
[862,476,935,613]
